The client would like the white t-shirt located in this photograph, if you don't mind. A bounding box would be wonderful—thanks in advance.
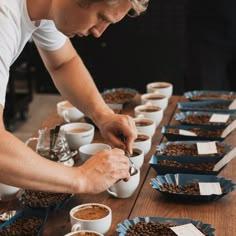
[0,0,67,106]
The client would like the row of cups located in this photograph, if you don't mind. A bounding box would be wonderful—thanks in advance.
[54,82,173,235]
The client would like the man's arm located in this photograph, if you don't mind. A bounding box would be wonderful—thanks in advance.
[37,39,137,151]
[36,39,113,126]
[0,105,130,193]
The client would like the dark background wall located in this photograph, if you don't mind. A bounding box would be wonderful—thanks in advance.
[33,0,187,95]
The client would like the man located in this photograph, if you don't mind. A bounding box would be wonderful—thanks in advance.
[0,0,148,195]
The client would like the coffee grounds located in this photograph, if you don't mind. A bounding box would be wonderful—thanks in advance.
[165,127,224,138]
[156,142,226,156]
[0,216,43,236]
[21,190,72,208]
[157,160,215,171]
[180,114,232,125]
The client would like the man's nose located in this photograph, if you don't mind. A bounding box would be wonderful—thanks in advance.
[91,22,110,38]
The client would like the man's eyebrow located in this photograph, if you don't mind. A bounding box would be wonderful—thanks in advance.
[101,13,116,24]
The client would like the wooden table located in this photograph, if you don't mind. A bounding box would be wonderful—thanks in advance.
[1,95,236,235]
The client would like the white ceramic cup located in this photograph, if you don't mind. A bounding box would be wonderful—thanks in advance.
[107,168,140,198]
[129,148,144,169]
[133,116,156,137]
[69,203,112,235]
[0,183,20,201]
[134,104,163,128]
[146,82,173,98]
[141,92,168,110]
[60,123,95,150]
[79,143,111,163]
[57,100,84,123]
[133,133,152,155]
[64,230,103,236]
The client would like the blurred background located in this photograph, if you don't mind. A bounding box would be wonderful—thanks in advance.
[5,0,236,138]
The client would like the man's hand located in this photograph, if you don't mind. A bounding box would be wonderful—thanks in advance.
[97,113,137,154]
[77,148,130,194]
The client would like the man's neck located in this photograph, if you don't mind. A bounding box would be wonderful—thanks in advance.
[26,0,52,21]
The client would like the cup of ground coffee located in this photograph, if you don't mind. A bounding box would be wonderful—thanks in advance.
[107,168,140,198]
[134,116,156,137]
[64,230,103,236]
[141,92,168,110]
[129,148,144,169]
[134,104,163,128]
[146,81,173,98]
[133,133,152,155]
[69,203,112,235]
[60,123,95,150]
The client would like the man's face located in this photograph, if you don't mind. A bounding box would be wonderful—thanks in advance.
[53,0,132,38]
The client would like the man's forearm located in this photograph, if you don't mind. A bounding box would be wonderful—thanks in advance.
[49,54,114,126]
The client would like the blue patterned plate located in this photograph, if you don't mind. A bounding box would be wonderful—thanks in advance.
[184,90,236,101]
[155,140,232,163]
[161,125,227,141]
[149,155,227,175]
[116,216,215,236]
[175,111,236,127]
[101,88,139,110]
[150,173,236,202]
[178,100,236,113]
[0,208,48,236]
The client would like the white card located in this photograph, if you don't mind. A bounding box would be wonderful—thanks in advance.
[209,114,229,123]
[221,120,236,138]
[214,147,236,171]
[197,141,217,155]
[199,182,222,195]
[229,99,236,110]
[179,129,197,136]
[171,223,205,236]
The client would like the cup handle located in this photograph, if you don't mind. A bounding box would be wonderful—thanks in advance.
[135,114,144,119]
[71,222,82,232]
[62,110,71,123]
[25,137,38,147]
[107,188,118,197]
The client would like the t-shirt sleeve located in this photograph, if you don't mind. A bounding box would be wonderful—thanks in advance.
[32,20,67,51]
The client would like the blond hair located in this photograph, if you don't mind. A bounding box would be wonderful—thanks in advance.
[78,0,149,16]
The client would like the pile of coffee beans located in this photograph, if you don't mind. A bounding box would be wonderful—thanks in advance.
[0,216,43,236]
[190,93,236,101]
[126,222,177,236]
[180,114,232,125]
[156,142,226,156]
[165,127,224,138]
[21,190,72,208]
[185,104,229,110]
[125,221,208,236]
[159,182,222,195]
[158,160,215,171]
[102,89,136,104]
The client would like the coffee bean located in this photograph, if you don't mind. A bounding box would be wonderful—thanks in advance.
[156,142,226,156]
[189,93,236,101]
[165,127,224,138]
[102,90,136,104]
[180,114,232,126]
[21,190,72,208]
[125,221,208,236]
[0,216,43,236]
[158,160,215,171]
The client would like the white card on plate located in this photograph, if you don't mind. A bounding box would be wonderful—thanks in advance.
[197,141,217,155]
[179,129,197,136]
[171,223,205,236]
[209,114,229,123]
[199,182,222,195]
